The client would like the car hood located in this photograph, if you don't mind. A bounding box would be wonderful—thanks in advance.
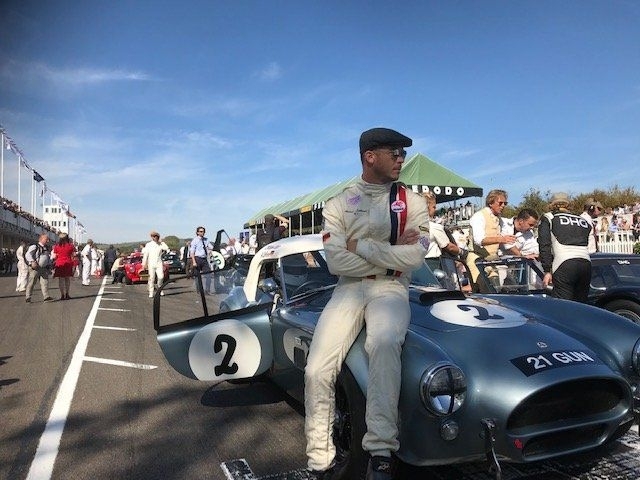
[405,289,639,378]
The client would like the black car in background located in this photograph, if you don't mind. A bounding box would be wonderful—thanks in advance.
[161,252,184,274]
[589,253,640,323]
[472,253,640,324]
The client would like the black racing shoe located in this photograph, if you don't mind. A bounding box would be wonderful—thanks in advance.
[307,466,336,480]
[366,456,394,480]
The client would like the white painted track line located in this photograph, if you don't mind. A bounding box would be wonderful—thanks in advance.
[25,276,108,480]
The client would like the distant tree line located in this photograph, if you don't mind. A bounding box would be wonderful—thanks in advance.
[503,185,639,218]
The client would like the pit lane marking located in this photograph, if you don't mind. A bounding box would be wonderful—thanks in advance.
[221,459,312,479]
[101,297,126,301]
[83,356,157,370]
[25,277,107,480]
[97,307,131,312]
[93,326,136,331]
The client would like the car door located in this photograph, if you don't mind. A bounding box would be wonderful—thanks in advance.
[152,229,274,383]
[154,301,274,382]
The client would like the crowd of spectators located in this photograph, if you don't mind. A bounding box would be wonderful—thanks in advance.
[435,200,477,223]
[2,195,62,235]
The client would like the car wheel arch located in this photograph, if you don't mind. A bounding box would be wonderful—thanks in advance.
[602,298,640,324]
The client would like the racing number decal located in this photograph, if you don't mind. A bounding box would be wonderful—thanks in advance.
[431,299,527,328]
[209,251,225,271]
[213,334,239,376]
[456,304,504,322]
[188,319,261,381]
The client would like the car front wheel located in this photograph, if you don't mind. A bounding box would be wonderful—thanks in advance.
[604,299,640,324]
[333,366,368,480]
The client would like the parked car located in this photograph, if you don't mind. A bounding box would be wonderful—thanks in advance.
[123,252,169,285]
[153,235,640,479]
[474,253,640,324]
[162,252,185,274]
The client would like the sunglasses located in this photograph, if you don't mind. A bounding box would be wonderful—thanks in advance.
[497,201,508,206]
[378,148,407,159]
[197,230,205,233]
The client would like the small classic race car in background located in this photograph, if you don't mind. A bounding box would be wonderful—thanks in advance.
[153,234,640,479]
[162,251,185,274]
[123,252,169,285]
[474,253,640,324]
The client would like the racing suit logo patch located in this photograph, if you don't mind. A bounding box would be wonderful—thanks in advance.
[347,195,361,206]
[390,200,406,213]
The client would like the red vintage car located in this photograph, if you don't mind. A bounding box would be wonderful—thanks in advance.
[123,252,170,285]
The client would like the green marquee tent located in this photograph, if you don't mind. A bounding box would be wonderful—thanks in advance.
[245,153,483,233]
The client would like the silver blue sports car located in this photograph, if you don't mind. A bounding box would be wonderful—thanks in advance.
[153,234,640,479]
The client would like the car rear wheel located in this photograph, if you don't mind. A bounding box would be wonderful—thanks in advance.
[333,366,368,480]
[604,299,640,324]
[124,276,132,285]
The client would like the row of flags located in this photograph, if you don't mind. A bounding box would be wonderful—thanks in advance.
[1,124,82,233]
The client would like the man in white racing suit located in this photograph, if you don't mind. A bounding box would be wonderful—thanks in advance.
[81,239,94,286]
[142,231,169,298]
[305,128,430,480]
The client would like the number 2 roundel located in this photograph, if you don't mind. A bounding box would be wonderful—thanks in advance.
[188,319,261,381]
[430,299,528,328]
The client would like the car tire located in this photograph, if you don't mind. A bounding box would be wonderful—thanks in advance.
[333,365,368,480]
[124,276,132,285]
[603,299,640,324]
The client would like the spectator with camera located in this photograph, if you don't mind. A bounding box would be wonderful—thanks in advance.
[24,233,53,303]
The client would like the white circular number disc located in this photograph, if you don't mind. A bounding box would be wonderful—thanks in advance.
[188,319,261,381]
[209,250,225,270]
[430,299,528,329]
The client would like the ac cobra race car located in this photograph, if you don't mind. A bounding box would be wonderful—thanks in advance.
[153,233,640,479]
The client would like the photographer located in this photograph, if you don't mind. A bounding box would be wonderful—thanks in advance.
[24,234,53,303]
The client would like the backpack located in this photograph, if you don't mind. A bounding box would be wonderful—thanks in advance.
[23,244,34,264]
[24,244,42,267]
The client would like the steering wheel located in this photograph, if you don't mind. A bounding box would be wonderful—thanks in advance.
[292,281,328,296]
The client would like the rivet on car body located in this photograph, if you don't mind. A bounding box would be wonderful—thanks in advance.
[440,420,459,441]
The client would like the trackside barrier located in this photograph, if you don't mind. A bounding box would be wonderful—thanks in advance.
[597,232,636,254]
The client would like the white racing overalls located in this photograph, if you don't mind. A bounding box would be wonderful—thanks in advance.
[305,178,429,471]
[142,240,169,296]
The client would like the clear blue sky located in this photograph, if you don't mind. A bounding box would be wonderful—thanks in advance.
[1,0,638,244]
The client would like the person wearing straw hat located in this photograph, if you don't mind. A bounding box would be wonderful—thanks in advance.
[538,192,591,302]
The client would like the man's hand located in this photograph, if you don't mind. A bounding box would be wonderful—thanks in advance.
[500,234,517,244]
[397,228,420,245]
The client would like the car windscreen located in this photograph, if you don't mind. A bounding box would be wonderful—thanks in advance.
[411,262,445,288]
[279,250,337,301]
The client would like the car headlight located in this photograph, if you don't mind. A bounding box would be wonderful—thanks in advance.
[420,362,466,416]
[633,338,640,376]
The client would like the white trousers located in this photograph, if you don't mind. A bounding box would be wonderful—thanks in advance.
[304,277,410,471]
[82,258,91,284]
[16,261,28,291]
[147,263,164,294]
